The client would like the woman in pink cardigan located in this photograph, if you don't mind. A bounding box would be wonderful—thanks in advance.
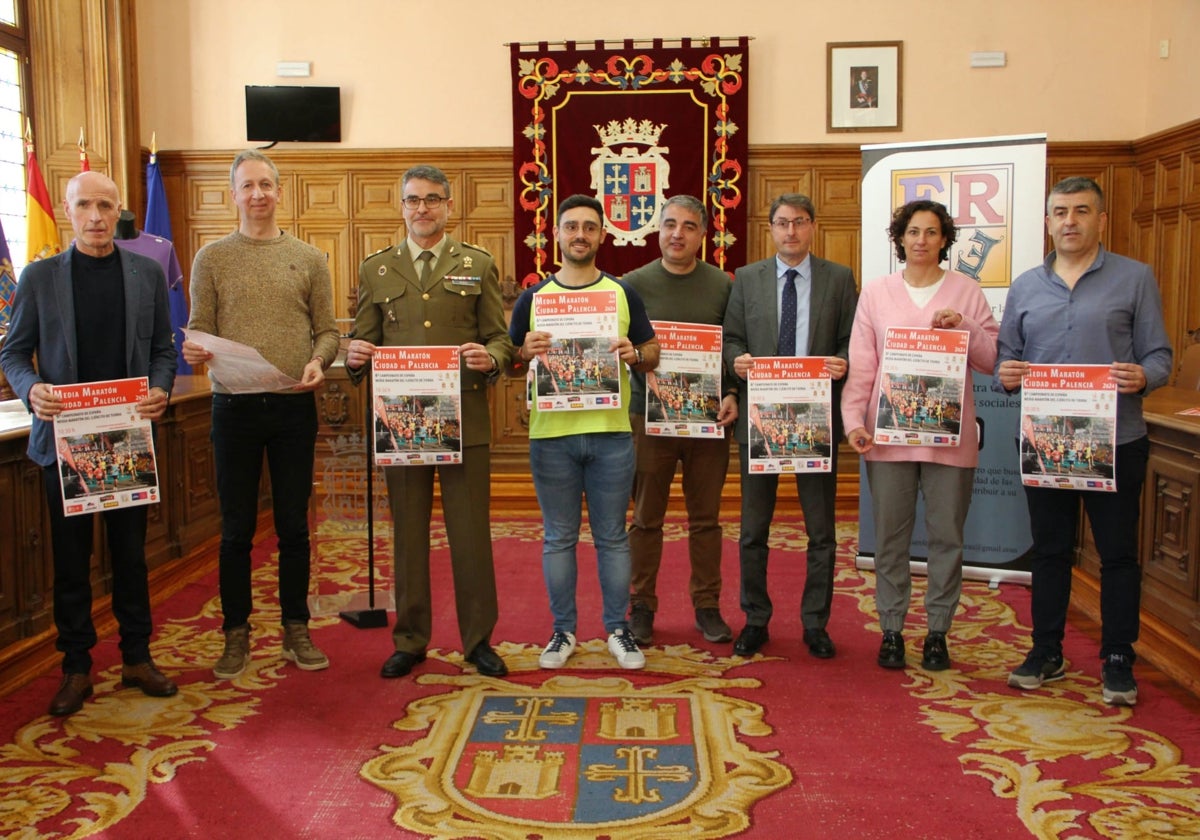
[843,200,999,672]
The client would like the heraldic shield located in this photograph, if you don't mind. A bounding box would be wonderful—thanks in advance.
[362,672,791,838]
[457,693,696,822]
[590,118,670,247]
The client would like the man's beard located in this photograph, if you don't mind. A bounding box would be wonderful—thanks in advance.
[561,243,597,267]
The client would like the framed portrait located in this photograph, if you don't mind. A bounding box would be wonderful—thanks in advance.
[826,41,903,133]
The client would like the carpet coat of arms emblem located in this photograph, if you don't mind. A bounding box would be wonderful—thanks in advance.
[362,664,790,838]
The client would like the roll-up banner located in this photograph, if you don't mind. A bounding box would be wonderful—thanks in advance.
[856,134,1047,583]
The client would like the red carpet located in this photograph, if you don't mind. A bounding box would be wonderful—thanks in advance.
[1,516,1199,838]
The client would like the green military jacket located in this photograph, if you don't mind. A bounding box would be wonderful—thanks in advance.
[351,236,513,447]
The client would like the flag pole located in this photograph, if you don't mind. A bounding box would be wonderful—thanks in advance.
[77,127,89,171]
[340,371,388,629]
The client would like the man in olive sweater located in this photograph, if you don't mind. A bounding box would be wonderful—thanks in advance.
[183,150,340,680]
[623,195,737,646]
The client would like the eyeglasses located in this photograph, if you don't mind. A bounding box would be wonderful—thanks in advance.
[402,194,447,209]
[560,221,602,235]
[771,217,812,230]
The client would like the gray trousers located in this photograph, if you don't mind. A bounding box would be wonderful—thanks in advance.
[865,460,975,634]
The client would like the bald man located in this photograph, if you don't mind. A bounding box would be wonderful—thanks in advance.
[1,171,179,716]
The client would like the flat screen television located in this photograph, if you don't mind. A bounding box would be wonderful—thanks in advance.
[245,85,341,143]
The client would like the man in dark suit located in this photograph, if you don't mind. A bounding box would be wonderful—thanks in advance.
[723,193,858,658]
[0,171,179,716]
[346,164,513,679]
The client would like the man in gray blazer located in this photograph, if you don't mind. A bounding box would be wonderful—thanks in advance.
[723,193,858,658]
[1,171,178,716]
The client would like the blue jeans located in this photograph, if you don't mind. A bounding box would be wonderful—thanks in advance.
[211,392,317,630]
[530,432,635,635]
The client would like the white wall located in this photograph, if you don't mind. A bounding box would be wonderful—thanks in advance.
[136,0,1199,150]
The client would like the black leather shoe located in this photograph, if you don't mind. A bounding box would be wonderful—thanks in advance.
[121,661,179,697]
[465,642,508,677]
[380,650,427,679]
[921,632,950,671]
[733,624,769,657]
[803,628,836,659]
[878,631,906,669]
[49,673,93,716]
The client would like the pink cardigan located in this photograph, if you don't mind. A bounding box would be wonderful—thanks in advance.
[841,270,999,468]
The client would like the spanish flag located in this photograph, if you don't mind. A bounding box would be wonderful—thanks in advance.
[25,127,60,263]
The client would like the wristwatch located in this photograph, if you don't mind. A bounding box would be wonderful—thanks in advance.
[634,347,644,366]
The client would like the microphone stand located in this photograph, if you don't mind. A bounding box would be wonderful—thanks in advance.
[340,370,389,629]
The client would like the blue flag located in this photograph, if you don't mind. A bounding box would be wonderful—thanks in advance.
[0,218,16,328]
[144,153,173,241]
[145,152,192,374]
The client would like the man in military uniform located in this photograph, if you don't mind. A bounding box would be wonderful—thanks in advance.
[346,164,513,679]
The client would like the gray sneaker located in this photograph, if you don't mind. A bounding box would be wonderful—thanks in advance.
[629,603,654,645]
[1101,653,1138,706]
[213,624,251,680]
[694,608,733,642]
[281,621,330,671]
[1008,648,1066,690]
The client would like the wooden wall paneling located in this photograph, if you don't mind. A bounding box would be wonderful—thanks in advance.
[296,222,353,321]
[1131,119,1200,353]
[1184,208,1200,343]
[492,375,532,468]
[1141,435,1200,632]
[1132,214,1156,295]
[19,460,52,635]
[1184,146,1200,207]
[295,172,350,219]
[171,399,221,555]
[747,223,774,266]
[351,173,404,218]
[275,173,297,224]
[462,172,513,219]
[105,0,141,219]
[26,0,139,231]
[0,455,19,645]
[816,222,862,282]
[814,169,862,217]
[186,175,237,219]
[1133,161,1159,217]
[142,430,173,571]
[1154,213,1182,346]
[1157,152,1183,210]
[1105,162,1137,261]
[749,168,814,217]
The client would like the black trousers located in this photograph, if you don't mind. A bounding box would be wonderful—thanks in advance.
[43,465,154,674]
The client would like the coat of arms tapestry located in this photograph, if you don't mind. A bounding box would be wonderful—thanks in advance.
[510,37,750,285]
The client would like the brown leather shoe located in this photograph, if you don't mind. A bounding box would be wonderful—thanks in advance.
[49,673,93,716]
[120,661,179,697]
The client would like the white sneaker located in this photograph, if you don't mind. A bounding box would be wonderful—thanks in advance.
[607,628,646,670]
[539,631,577,669]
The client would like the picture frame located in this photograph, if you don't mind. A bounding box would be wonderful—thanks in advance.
[826,41,903,133]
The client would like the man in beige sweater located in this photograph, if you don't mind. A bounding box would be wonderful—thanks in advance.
[183,150,340,680]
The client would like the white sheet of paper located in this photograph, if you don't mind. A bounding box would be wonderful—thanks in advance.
[184,328,301,393]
